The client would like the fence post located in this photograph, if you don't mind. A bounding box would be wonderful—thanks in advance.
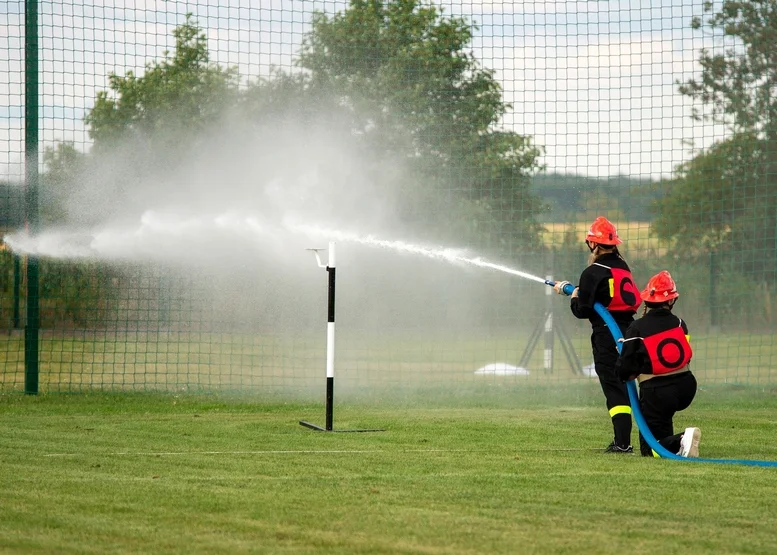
[24,0,40,394]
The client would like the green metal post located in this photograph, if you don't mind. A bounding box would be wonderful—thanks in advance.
[24,0,40,394]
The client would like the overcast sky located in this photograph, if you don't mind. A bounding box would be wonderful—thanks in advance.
[1,0,730,181]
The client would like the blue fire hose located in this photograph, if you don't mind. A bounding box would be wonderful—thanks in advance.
[547,280,777,467]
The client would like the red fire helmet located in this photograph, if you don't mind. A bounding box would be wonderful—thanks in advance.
[641,270,679,302]
[585,216,622,246]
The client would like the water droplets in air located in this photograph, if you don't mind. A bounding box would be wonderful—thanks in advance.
[3,211,546,284]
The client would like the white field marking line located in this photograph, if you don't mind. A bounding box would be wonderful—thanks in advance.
[43,447,601,457]
[43,449,486,457]
[37,472,554,483]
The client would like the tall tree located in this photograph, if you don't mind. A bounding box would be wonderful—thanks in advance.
[85,15,239,158]
[681,0,777,137]
[662,0,777,281]
[75,16,242,224]
[653,132,760,249]
[290,0,544,251]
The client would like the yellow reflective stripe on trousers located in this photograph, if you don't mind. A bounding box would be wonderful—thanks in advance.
[609,405,632,417]
[652,449,661,458]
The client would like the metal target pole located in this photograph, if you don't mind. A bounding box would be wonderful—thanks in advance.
[544,274,554,373]
[324,242,336,430]
[299,242,384,433]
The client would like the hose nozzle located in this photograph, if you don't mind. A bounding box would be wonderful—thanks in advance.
[545,280,576,296]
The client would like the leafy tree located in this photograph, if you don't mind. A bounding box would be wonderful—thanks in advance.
[298,0,507,156]
[286,0,544,251]
[664,0,777,281]
[681,0,777,137]
[85,14,239,159]
[72,15,242,225]
[652,132,761,250]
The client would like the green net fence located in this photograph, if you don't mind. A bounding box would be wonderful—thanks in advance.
[1,0,776,395]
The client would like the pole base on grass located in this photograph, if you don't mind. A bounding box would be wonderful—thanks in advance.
[299,420,385,433]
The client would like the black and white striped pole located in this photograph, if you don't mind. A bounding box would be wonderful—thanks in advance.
[299,242,384,433]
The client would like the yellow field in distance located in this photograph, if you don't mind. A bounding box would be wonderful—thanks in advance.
[541,221,666,258]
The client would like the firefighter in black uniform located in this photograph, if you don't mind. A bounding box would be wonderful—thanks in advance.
[615,270,701,458]
[554,216,641,453]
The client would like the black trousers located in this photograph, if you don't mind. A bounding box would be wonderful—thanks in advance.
[637,372,697,456]
[591,326,632,448]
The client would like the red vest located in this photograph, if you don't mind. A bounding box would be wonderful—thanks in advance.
[595,264,641,312]
[642,323,693,374]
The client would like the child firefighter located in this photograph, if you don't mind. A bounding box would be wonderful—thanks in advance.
[554,216,641,453]
[615,270,701,458]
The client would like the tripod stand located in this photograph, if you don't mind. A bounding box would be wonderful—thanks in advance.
[518,276,586,376]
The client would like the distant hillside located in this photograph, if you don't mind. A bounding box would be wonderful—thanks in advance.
[531,173,661,223]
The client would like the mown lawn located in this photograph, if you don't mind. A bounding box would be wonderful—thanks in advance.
[1,390,776,554]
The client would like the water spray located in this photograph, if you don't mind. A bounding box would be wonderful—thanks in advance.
[289,223,548,284]
[548,280,777,468]
[2,210,285,261]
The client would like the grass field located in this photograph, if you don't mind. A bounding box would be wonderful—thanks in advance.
[2,389,777,554]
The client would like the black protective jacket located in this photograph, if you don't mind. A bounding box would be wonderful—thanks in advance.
[570,252,639,328]
[615,308,692,381]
